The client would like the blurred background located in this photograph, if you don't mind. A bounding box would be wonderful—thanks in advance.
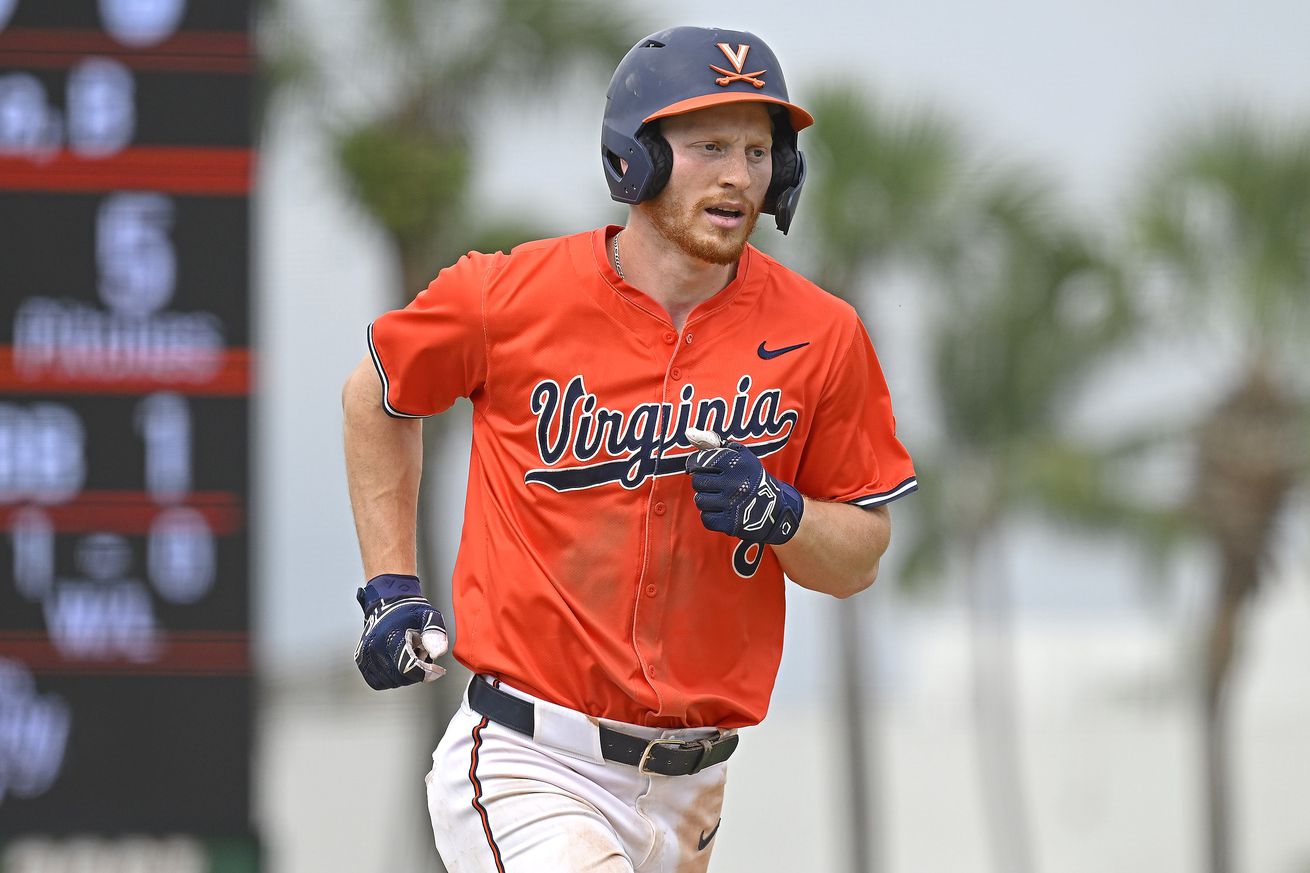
[2,1,1308,872]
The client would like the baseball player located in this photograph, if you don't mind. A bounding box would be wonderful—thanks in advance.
[343,25,918,872]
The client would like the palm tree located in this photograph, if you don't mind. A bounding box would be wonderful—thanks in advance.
[910,173,1134,873]
[260,2,637,868]
[264,0,635,295]
[798,84,969,873]
[1132,112,1310,873]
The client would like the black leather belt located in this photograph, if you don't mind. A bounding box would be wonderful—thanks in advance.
[468,675,738,777]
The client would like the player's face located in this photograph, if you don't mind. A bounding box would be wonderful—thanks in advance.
[647,103,773,265]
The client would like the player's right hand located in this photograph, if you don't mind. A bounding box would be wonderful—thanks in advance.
[354,574,448,690]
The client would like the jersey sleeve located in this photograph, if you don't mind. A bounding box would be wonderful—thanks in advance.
[366,252,493,418]
[793,319,918,507]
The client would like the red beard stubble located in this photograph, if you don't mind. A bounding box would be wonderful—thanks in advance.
[647,191,762,266]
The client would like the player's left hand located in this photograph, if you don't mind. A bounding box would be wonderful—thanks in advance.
[354,574,448,690]
[687,440,804,545]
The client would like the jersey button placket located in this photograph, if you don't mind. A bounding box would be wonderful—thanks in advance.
[642,324,692,716]
[636,474,672,707]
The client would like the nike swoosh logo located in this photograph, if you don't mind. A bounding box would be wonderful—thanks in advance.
[698,818,721,851]
[757,341,810,359]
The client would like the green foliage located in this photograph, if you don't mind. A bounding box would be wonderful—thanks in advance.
[362,0,635,100]
[1130,110,1310,873]
[263,0,639,292]
[933,175,1133,453]
[798,87,1138,596]
[900,171,1138,591]
[461,220,554,258]
[335,123,470,252]
[801,85,965,297]
[1018,435,1192,562]
[488,0,637,80]
[1119,109,1310,548]
[1137,111,1310,354]
[901,109,1310,600]
[794,85,1135,595]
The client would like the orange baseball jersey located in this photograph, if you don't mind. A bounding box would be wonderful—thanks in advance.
[367,226,917,728]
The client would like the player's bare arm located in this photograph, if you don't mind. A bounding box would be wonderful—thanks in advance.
[342,356,421,577]
[343,356,448,690]
[775,501,891,598]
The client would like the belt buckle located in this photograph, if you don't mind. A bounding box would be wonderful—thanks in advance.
[637,737,713,776]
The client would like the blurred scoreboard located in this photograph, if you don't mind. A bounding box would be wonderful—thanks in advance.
[0,1,256,869]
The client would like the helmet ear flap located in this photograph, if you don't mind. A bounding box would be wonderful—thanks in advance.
[770,149,806,234]
[764,115,805,234]
[766,142,800,207]
[637,127,673,200]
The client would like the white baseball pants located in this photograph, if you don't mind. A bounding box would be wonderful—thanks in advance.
[426,679,731,872]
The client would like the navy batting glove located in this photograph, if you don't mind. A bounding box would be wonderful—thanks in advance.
[687,442,805,545]
[354,574,448,690]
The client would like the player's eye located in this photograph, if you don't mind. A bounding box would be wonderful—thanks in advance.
[748,147,768,159]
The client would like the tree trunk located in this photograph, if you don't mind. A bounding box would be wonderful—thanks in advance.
[837,594,883,873]
[836,293,887,873]
[1201,552,1253,873]
[1192,366,1300,873]
[965,527,1036,873]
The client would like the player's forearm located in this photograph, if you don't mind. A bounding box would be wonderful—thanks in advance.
[775,502,890,598]
[342,358,423,578]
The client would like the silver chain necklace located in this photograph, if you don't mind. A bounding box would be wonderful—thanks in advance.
[611,231,624,280]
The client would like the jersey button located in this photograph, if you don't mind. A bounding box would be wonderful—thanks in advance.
[662,331,676,344]
[670,367,682,380]
[647,664,657,677]
[645,584,658,597]
[653,501,666,516]
[685,332,694,344]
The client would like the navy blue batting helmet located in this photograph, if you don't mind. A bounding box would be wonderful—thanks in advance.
[601,26,813,234]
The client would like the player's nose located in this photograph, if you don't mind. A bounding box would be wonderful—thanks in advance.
[718,150,753,190]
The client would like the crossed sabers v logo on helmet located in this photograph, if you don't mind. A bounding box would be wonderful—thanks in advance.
[711,42,767,88]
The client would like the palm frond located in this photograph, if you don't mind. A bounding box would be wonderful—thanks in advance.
[1136,109,1310,351]
[800,85,966,298]
[931,175,1137,450]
